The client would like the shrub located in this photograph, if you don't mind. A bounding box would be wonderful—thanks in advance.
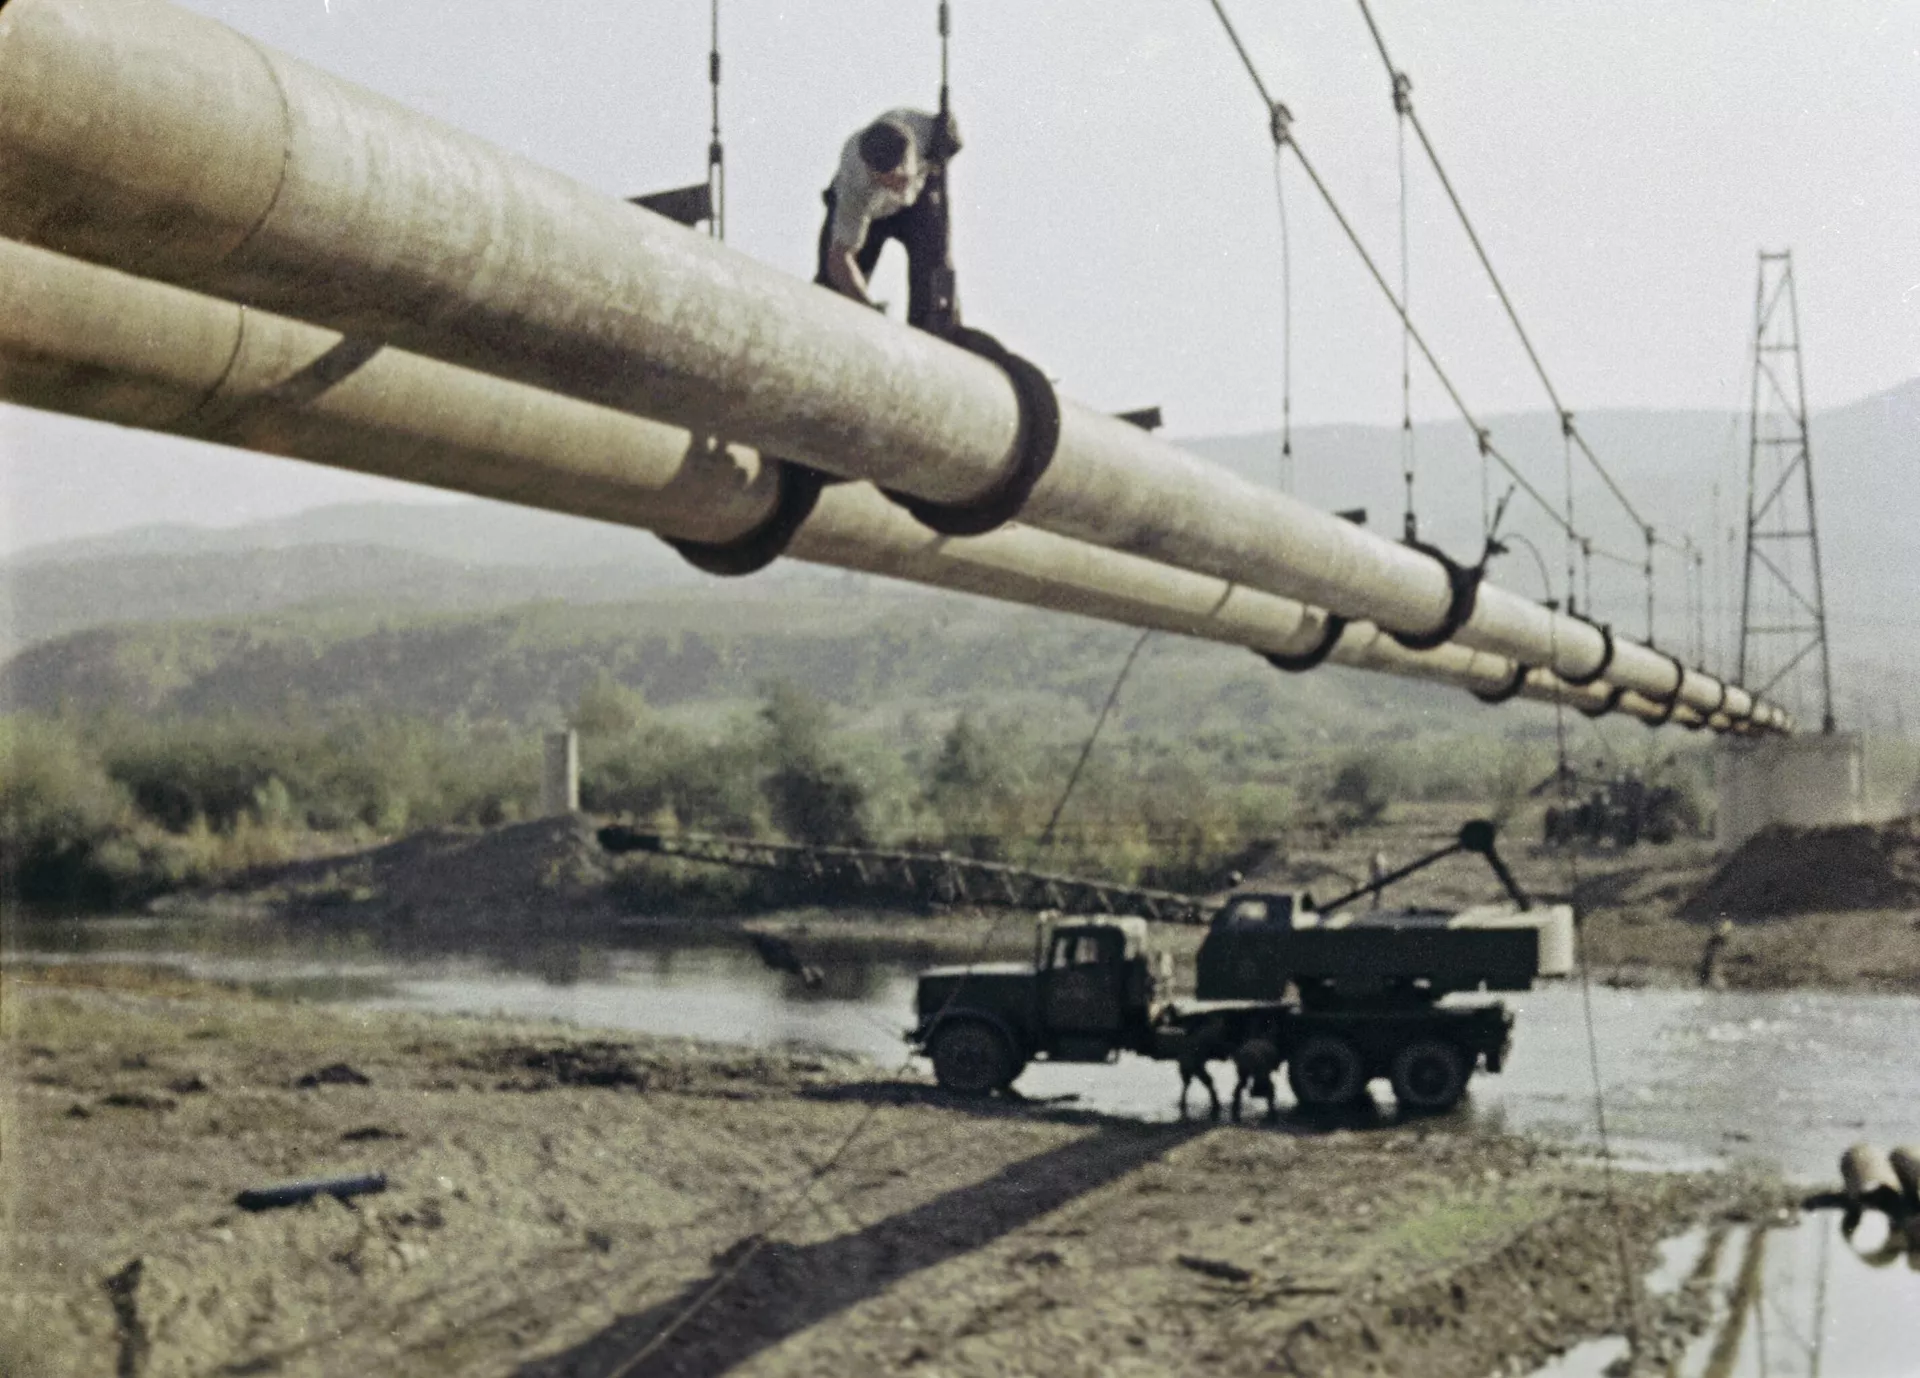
[1325,752,1395,826]
[0,716,132,904]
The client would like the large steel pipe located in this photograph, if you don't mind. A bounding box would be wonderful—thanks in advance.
[0,0,1786,733]
[0,234,1724,730]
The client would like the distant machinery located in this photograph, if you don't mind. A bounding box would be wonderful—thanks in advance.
[1535,759,1698,850]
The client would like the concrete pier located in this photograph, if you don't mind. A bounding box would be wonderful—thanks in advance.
[1716,733,1862,850]
[542,730,580,817]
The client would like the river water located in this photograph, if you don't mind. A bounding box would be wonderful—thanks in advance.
[12,918,1917,1372]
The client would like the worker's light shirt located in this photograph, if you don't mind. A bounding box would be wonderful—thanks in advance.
[828,109,939,251]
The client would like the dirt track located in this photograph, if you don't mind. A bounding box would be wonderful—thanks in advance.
[1,966,1779,1378]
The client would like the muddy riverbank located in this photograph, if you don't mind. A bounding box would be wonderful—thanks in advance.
[1,965,1784,1378]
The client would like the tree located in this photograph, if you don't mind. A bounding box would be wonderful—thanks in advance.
[757,681,867,845]
[1325,753,1394,827]
[570,671,648,738]
[924,712,1024,848]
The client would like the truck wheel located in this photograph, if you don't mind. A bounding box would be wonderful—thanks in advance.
[1287,1035,1366,1108]
[929,1021,1016,1096]
[1390,1039,1469,1114]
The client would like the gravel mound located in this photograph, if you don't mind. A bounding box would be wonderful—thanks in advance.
[241,814,621,932]
[1684,816,1920,918]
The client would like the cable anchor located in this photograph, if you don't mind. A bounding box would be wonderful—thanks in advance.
[1268,100,1293,149]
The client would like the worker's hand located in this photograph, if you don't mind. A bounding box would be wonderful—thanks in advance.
[931,110,964,161]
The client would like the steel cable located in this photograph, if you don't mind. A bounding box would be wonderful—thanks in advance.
[1271,144,1294,489]
[1201,0,1635,562]
[1501,531,1643,1363]
[1353,0,1706,649]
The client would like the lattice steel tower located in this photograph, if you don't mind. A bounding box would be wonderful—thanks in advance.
[1738,250,1836,732]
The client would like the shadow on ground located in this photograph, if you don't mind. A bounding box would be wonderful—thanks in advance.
[514,1120,1208,1378]
[803,1079,1463,1137]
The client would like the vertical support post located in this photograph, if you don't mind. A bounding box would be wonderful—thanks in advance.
[543,729,579,816]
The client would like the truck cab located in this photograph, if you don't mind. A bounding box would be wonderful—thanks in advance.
[910,916,1155,1094]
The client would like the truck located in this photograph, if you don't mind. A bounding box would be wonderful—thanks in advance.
[908,820,1573,1115]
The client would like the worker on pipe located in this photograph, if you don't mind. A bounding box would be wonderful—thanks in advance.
[814,109,963,334]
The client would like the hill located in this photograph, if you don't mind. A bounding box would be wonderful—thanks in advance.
[0,585,1541,753]
[4,382,1914,730]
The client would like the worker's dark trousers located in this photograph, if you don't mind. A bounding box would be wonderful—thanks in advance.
[814,184,954,332]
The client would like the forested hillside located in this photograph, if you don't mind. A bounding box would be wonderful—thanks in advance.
[8,383,1912,727]
[0,586,1519,751]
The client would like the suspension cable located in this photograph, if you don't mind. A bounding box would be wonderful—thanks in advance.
[1271,145,1294,491]
[1395,71,1416,541]
[1644,526,1656,643]
[1697,545,1708,668]
[707,0,724,240]
[938,0,951,110]
[1205,0,1279,109]
[1502,532,1642,1364]
[1351,0,1700,586]
[1286,119,1622,556]
[1562,413,1578,611]
[1203,0,1634,562]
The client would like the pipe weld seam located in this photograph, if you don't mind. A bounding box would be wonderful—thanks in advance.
[1577,685,1627,720]
[1388,541,1482,652]
[665,459,833,576]
[1557,615,1615,687]
[882,326,1060,537]
[1471,662,1532,705]
[1261,614,1349,674]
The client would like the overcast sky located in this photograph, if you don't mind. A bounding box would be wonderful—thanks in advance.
[3,0,1916,552]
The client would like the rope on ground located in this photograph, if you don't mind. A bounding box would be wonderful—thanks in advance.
[1810,1212,1829,1378]
[1040,629,1155,848]
[1499,531,1643,1361]
[609,620,1153,1375]
[605,898,1025,1377]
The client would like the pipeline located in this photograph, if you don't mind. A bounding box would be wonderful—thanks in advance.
[0,0,1785,731]
[0,237,1725,730]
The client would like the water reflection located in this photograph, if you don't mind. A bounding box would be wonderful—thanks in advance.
[1521,1212,1916,1378]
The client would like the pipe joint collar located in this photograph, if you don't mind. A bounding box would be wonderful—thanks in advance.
[1577,685,1627,720]
[1262,614,1348,673]
[1388,541,1482,652]
[1558,614,1616,687]
[883,326,1059,537]
[1639,649,1688,728]
[1472,661,1532,705]
[666,459,832,576]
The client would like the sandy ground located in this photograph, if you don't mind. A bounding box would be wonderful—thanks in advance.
[0,965,1784,1378]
